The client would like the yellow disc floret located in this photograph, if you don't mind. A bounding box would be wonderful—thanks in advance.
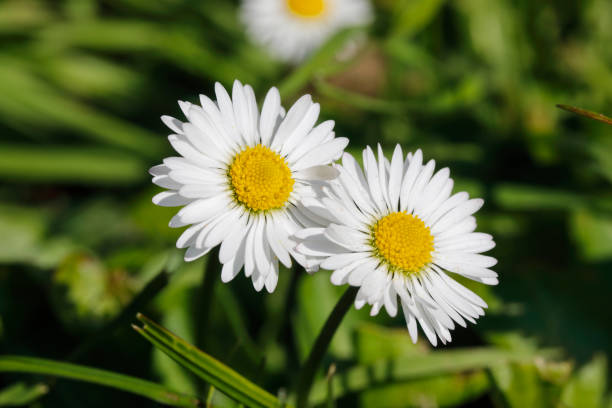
[287,0,326,18]
[372,212,434,275]
[229,144,294,212]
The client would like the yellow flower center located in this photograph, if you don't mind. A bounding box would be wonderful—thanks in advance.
[286,0,326,17]
[228,144,294,212]
[372,212,434,275]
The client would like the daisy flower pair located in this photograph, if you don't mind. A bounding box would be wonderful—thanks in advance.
[151,81,498,346]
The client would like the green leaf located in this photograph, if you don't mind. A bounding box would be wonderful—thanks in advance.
[570,209,612,261]
[359,372,489,408]
[0,382,49,406]
[133,314,281,408]
[278,27,363,99]
[493,184,585,211]
[38,21,254,84]
[354,324,489,408]
[489,363,553,407]
[0,0,52,34]
[308,347,555,405]
[0,356,200,407]
[0,145,146,184]
[391,0,446,38]
[560,354,607,408]
[294,272,362,361]
[0,62,162,157]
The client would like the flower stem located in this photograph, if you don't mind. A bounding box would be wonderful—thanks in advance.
[295,286,358,408]
[196,246,220,350]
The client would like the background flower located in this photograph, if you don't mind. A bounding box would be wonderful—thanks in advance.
[241,0,372,62]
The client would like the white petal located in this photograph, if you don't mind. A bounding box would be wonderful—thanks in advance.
[383,282,398,317]
[424,192,469,227]
[149,164,170,177]
[177,195,229,224]
[294,165,339,181]
[292,138,349,171]
[347,259,378,286]
[296,235,347,257]
[204,208,243,248]
[321,252,370,270]
[399,149,423,211]
[405,159,435,214]
[153,191,191,207]
[161,115,184,134]
[363,146,386,212]
[431,199,484,235]
[286,120,335,164]
[259,87,281,146]
[152,175,182,190]
[377,144,392,211]
[219,218,249,263]
[253,220,272,278]
[280,102,320,157]
[323,224,369,252]
[168,135,216,167]
[221,255,242,283]
[400,301,418,343]
[176,221,205,249]
[330,257,370,285]
[388,145,403,212]
[265,217,292,268]
[271,95,312,151]
[244,217,259,278]
[232,80,257,145]
[265,260,279,293]
[414,167,449,217]
[179,183,227,199]
[184,246,209,262]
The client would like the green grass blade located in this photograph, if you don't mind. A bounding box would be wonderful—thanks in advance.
[278,27,362,99]
[0,145,146,184]
[307,347,559,406]
[0,382,49,406]
[134,313,280,408]
[0,356,200,407]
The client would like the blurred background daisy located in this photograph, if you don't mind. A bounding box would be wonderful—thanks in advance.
[0,0,611,407]
[241,0,372,62]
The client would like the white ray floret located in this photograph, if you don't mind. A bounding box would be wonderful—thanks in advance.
[151,80,348,293]
[295,145,498,346]
[240,0,372,63]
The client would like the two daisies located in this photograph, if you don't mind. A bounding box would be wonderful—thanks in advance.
[151,80,498,346]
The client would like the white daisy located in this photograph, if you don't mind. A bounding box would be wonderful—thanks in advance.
[150,80,348,293]
[240,0,372,63]
[295,145,498,346]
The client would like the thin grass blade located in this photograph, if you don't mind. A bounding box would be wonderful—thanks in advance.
[134,313,281,408]
[0,356,200,407]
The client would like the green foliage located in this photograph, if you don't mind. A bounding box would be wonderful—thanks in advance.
[0,0,610,406]
[133,314,280,408]
[0,356,199,406]
[0,382,49,406]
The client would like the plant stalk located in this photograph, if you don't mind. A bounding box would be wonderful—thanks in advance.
[295,286,358,408]
[195,247,220,350]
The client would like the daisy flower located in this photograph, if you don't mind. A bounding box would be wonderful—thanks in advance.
[150,80,348,293]
[295,145,498,345]
[240,0,372,63]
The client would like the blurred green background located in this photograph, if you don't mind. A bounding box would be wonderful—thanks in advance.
[0,0,611,406]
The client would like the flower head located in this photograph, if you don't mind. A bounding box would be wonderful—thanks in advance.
[296,145,498,345]
[151,80,348,292]
[240,0,372,63]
